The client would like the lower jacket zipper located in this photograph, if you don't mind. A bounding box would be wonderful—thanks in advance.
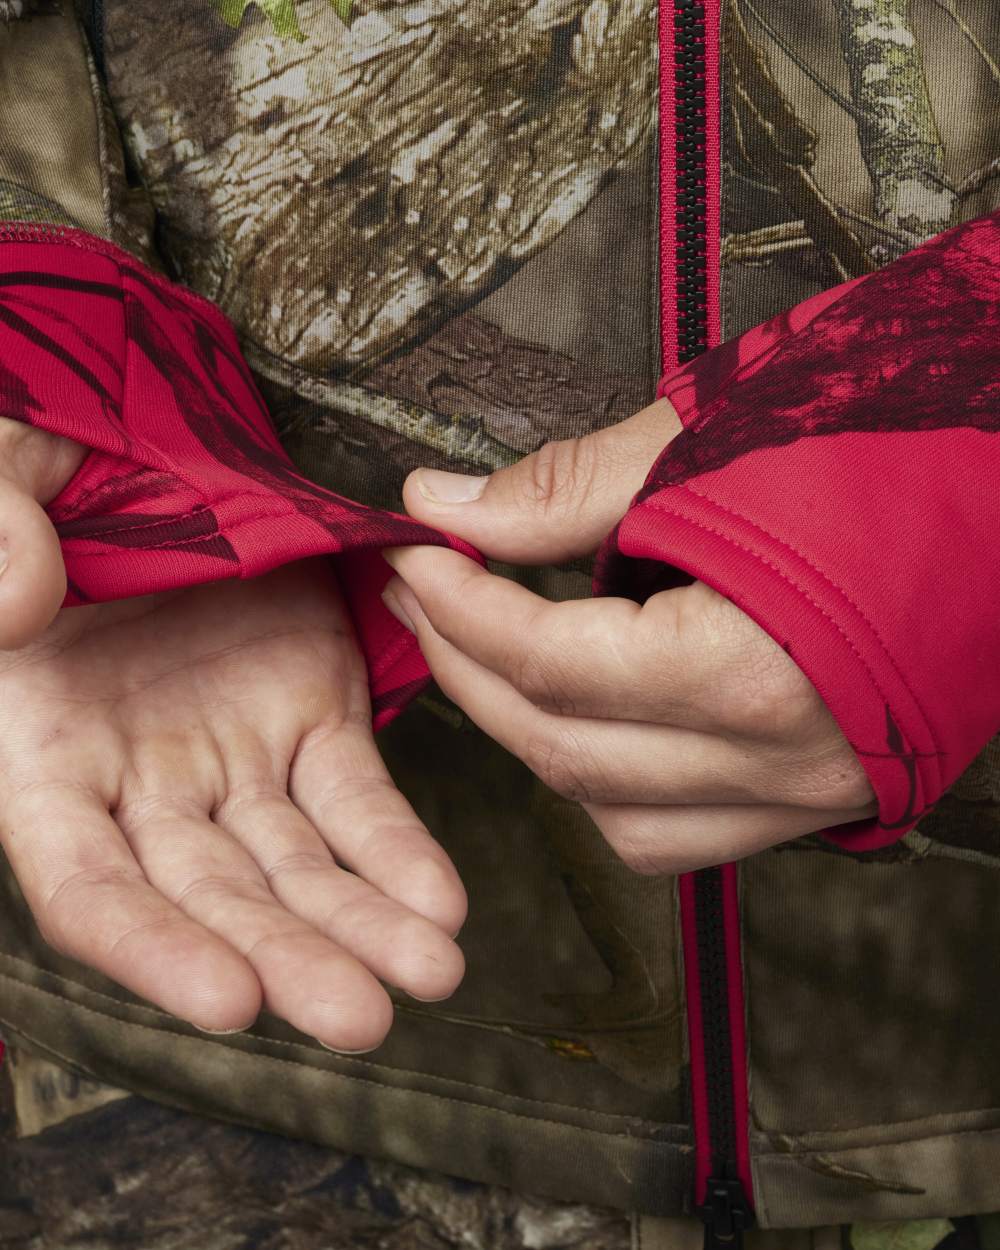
[680,865,754,1248]
[660,0,754,1232]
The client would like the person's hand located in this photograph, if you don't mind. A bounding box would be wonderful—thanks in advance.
[0,559,467,1050]
[0,415,87,648]
[382,398,878,874]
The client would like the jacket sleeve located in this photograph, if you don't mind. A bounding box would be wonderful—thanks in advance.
[0,8,472,728]
[595,210,1000,851]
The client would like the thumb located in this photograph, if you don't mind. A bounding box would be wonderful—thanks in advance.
[0,419,85,649]
[402,397,682,564]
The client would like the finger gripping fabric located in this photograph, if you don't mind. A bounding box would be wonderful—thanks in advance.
[596,210,1000,850]
[0,228,471,727]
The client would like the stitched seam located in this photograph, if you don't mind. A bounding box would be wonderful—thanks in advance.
[61,534,238,557]
[777,1097,1000,1140]
[668,483,943,768]
[0,973,674,1137]
[101,482,288,523]
[57,504,217,540]
[0,1016,663,1146]
[55,484,308,539]
[0,955,655,1125]
[631,497,938,808]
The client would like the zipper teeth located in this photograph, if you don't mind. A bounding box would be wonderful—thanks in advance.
[674,0,710,362]
[693,867,737,1175]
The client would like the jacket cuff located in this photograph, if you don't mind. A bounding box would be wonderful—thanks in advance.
[596,210,1000,850]
[0,224,475,728]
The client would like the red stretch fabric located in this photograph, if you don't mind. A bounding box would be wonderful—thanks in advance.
[0,228,476,727]
[596,210,1000,849]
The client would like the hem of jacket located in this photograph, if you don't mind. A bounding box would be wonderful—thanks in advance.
[750,1114,1000,1228]
[0,949,693,1217]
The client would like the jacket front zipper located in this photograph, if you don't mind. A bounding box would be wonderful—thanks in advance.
[681,868,754,1248]
[663,1,755,1243]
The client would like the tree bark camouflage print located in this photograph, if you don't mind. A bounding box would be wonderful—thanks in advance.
[723,0,1000,307]
[99,0,660,492]
[104,0,656,374]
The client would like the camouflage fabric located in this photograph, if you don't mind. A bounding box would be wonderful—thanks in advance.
[0,0,999,1239]
[0,1043,634,1249]
[1,1045,996,1249]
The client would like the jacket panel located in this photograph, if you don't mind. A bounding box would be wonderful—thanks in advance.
[744,846,1000,1227]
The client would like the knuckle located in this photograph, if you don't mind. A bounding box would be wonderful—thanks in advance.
[261,851,331,888]
[514,647,575,716]
[523,732,595,802]
[103,913,186,962]
[681,582,819,739]
[43,864,137,915]
[35,916,69,956]
[591,806,677,876]
[724,647,817,739]
[212,785,283,825]
[525,438,594,515]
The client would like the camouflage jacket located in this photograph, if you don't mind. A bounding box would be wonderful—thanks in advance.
[1,0,1000,1242]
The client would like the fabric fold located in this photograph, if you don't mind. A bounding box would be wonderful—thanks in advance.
[0,225,475,727]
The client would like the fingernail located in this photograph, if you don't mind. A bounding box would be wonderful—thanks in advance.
[415,469,487,505]
[194,1023,253,1036]
[381,579,419,633]
[317,1040,379,1055]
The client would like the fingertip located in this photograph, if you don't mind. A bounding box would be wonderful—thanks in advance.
[400,468,437,525]
[171,944,264,1036]
[404,939,466,1003]
[304,978,395,1054]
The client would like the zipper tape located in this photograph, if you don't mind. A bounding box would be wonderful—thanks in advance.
[659,0,722,371]
[679,866,754,1245]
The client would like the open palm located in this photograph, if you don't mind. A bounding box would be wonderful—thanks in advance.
[0,560,466,1053]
